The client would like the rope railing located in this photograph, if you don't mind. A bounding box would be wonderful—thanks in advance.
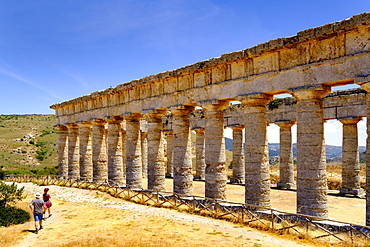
[5,174,370,245]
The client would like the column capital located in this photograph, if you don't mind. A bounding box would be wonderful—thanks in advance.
[170,105,195,115]
[287,85,331,100]
[338,116,361,125]
[229,124,245,131]
[199,99,231,111]
[192,127,205,133]
[76,120,92,128]
[55,124,68,131]
[124,113,142,122]
[355,75,370,92]
[275,120,295,128]
[106,115,124,124]
[91,118,107,126]
[66,123,79,129]
[144,109,167,122]
[235,93,273,106]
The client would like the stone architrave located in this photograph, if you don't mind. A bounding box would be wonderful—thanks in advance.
[107,116,124,186]
[141,131,148,179]
[237,93,273,208]
[276,121,295,189]
[56,125,68,178]
[355,75,370,226]
[146,110,166,191]
[339,117,364,196]
[193,128,205,180]
[203,100,230,200]
[67,123,80,180]
[288,85,331,218]
[92,119,108,183]
[165,130,174,178]
[77,121,93,181]
[125,113,143,189]
[230,125,245,184]
[171,106,195,196]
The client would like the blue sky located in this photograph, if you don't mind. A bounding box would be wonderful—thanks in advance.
[0,1,368,145]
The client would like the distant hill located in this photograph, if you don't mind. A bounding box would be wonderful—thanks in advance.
[225,137,366,162]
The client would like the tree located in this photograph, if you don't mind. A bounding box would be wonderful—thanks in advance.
[0,182,25,208]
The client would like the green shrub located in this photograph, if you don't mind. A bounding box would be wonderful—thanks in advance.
[0,182,25,208]
[0,207,30,226]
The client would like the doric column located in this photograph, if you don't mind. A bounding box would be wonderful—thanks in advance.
[107,116,124,186]
[276,121,295,189]
[356,75,370,226]
[77,121,92,181]
[288,85,331,218]
[92,119,108,183]
[193,128,205,180]
[67,123,80,180]
[141,131,148,179]
[125,113,143,189]
[237,93,273,207]
[56,125,68,178]
[171,106,195,196]
[121,127,127,182]
[230,125,245,184]
[203,100,230,200]
[165,130,174,178]
[146,110,166,191]
[339,117,363,196]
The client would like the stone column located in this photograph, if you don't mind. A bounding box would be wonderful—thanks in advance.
[107,116,124,186]
[230,125,245,184]
[203,100,229,200]
[276,121,295,189]
[92,119,108,183]
[56,125,68,178]
[77,121,92,181]
[121,128,127,182]
[141,131,148,179]
[146,110,166,191]
[194,128,205,180]
[237,93,273,207]
[171,106,194,196]
[356,75,370,226]
[339,117,363,196]
[67,123,80,180]
[125,113,143,189]
[288,85,331,218]
[165,130,174,178]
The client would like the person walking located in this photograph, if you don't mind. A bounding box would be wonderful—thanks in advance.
[42,188,52,219]
[29,193,46,234]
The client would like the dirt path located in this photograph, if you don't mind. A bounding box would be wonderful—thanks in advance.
[10,182,315,247]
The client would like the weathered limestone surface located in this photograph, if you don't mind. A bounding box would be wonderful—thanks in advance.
[165,130,174,177]
[194,128,205,180]
[289,85,330,218]
[77,121,92,180]
[203,101,229,200]
[230,125,245,184]
[92,119,108,183]
[56,125,68,178]
[141,131,148,179]
[355,75,370,226]
[238,93,273,208]
[125,114,143,189]
[107,116,124,186]
[172,107,194,196]
[276,121,295,189]
[146,111,166,191]
[67,124,80,180]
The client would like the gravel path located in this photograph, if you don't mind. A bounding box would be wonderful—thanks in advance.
[12,182,314,247]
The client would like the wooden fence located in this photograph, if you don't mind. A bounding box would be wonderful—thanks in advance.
[5,175,370,245]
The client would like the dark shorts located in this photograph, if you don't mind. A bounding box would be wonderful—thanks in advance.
[33,213,43,222]
[44,200,52,208]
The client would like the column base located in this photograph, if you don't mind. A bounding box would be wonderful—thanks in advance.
[339,187,365,196]
[230,177,244,184]
[277,182,295,190]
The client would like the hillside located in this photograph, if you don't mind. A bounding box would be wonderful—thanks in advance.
[0,114,57,175]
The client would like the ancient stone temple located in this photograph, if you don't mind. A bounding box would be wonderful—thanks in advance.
[51,13,370,223]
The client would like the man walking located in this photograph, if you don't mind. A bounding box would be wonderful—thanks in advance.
[29,193,46,234]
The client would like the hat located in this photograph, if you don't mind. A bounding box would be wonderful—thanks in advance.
[35,193,41,198]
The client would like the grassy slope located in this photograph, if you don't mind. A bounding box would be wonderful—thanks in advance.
[0,115,57,174]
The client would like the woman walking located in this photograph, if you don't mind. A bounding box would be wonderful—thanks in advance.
[42,188,52,219]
